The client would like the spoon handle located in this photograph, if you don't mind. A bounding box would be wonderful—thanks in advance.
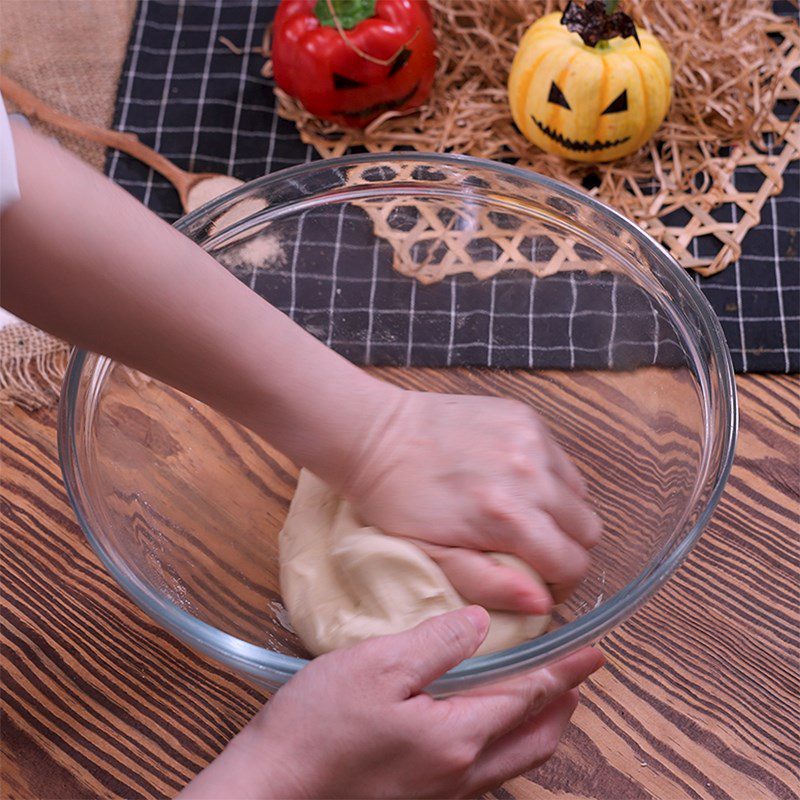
[0,72,189,191]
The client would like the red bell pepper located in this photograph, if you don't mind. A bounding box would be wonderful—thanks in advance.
[271,0,437,128]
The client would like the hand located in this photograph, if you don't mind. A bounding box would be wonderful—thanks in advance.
[343,391,603,613]
[3,128,594,613]
[179,607,604,799]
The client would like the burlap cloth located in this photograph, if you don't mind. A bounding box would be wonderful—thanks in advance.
[0,0,135,409]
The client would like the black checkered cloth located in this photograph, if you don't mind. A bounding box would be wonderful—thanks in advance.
[106,0,799,373]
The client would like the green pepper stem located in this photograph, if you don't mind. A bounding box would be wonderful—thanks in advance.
[314,0,376,30]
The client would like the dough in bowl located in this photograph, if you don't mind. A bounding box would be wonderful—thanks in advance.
[279,470,551,657]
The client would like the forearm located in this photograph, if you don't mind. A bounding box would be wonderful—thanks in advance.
[1,123,397,482]
[176,722,301,800]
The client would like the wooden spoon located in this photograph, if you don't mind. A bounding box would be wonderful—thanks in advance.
[0,72,243,212]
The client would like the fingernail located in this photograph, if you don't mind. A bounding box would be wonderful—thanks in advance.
[587,513,604,547]
[521,586,553,615]
[589,648,606,673]
[463,605,490,639]
[529,595,554,615]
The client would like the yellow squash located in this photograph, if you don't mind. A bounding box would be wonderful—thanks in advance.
[508,10,672,162]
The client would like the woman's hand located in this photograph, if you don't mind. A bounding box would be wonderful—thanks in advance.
[3,127,598,618]
[343,391,603,613]
[179,607,604,800]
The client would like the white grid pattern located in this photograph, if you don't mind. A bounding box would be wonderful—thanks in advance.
[607,274,618,370]
[731,180,749,372]
[770,191,791,373]
[144,0,184,210]
[104,0,799,373]
[487,278,496,368]
[446,279,457,368]
[568,274,578,370]
[227,0,259,173]
[287,211,306,312]
[187,0,221,174]
[364,237,381,365]
[406,279,418,366]
[325,204,347,348]
[527,275,536,370]
[106,0,149,183]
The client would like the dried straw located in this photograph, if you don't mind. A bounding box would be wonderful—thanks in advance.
[263,0,800,276]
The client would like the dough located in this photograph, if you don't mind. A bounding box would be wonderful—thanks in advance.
[279,470,550,657]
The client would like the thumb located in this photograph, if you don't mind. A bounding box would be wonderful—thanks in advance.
[392,606,490,695]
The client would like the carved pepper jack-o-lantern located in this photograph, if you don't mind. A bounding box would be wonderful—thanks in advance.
[272,0,437,129]
[508,0,672,162]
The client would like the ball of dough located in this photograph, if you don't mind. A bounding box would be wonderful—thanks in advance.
[279,470,550,657]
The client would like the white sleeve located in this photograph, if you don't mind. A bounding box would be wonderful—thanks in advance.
[0,94,21,213]
[0,94,22,326]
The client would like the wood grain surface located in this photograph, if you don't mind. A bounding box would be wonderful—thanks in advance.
[1,371,798,800]
[1,3,797,798]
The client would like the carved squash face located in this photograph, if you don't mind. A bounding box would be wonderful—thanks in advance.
[508,12,672,162]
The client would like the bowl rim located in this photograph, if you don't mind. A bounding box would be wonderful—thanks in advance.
[58,151,738,692]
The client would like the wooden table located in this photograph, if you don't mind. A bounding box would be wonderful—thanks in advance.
[1,372,797,800]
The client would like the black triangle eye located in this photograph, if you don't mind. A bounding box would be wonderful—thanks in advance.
[602,89,628,114]
[547,81,571,110]
[333,73,366,90]
[388,48,412,77]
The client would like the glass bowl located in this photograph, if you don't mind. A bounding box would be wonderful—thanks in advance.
[58,153,737,695]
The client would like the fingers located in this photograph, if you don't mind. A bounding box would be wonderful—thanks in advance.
[532,424,601,549]
[473,412,600,599]
[493,509,590,601]
[520,405,586,499]
[542,432,588,499]
[412,541,552,615]
[374,606,490,697]
[464,690,580,797]
[446,646,603,746]
[538,475,603,550]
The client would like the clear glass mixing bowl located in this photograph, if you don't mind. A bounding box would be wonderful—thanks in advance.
[58,154,737,695]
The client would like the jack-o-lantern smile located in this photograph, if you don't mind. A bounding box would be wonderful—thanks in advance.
[530,81,631,153]
[333,81,420,121]
[529,115,630,153]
